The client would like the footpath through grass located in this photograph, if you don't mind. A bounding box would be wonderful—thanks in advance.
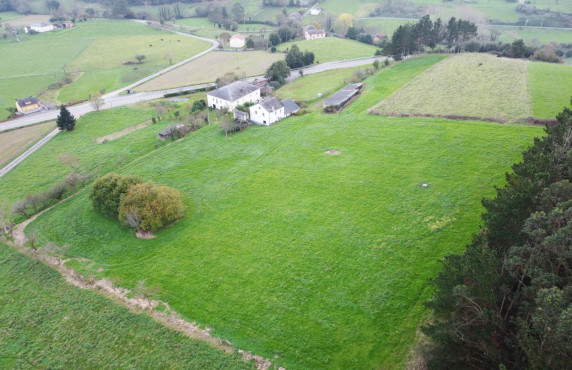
[529,61,572,119]
[0,243,253,369]
[17,56,543,368]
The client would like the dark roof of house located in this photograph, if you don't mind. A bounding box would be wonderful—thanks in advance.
[16,96,40,107]
[259,97,284,112]
[303,25,316,31]
[208,81,260,102]
[307,30,325,35]
[281,98,300,116]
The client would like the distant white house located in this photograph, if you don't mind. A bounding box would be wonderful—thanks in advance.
[310,8,322,16]
[230,34,245,48]
[26,23,54,33]
[303,25,326,40]
[250,97,300,126]
[207,81,261,111]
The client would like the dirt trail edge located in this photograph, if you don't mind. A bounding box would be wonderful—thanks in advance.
[7,210,279,370]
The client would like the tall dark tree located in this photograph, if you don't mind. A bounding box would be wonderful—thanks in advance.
[231,2,244,23]
[266,60,290,84]
[423,102,572,369]
[346,26,358,40]
[56,105,76,131]
[285,44,304,68]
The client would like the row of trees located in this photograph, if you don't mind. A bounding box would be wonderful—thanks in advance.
[423,103,572,368]
[384,15,478,57]
[90,173,184,233]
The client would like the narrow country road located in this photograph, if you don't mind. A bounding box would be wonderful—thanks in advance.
[0,17,384,179]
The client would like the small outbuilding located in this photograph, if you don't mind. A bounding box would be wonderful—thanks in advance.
[158,124,185,140]
[282,98,300,117]
[15,96,42,114]
[233,109,249,122]
[230,34,245,48]
[27,23,54,33]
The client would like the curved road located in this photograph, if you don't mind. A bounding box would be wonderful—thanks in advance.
[0,19,384,178]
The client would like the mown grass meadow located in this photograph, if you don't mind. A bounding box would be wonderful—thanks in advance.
[529,61,572,119]
[277,37,378,63]
[8,56,542,368]
[373,53,532,121]
[0,243,253,369]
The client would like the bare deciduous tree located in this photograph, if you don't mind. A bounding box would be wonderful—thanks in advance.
[11,200,29,218]
[134,279,160,308]
[124,209,142,231]
[89,92,104,111]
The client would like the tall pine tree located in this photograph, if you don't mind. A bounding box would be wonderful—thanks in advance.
[56,105,76,131]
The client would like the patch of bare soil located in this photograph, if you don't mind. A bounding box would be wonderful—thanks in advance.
[325,150,341,155]
[94,120,152,144]
[7,211,276,370]
[136,230,156,239]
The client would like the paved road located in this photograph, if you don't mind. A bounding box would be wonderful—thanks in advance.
[0,128,60,178]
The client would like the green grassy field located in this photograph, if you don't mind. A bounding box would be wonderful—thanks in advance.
[373,53,532,121]
[492,26,572,45]
[0,105,179,205]
[0,243,253,369]
[0,10,22,21]
[277,37,378,63]
[0,20,210,107]
[529,61,572,119]
[3,55,543,368]
[275,66,362,103]
[138,51,283,91]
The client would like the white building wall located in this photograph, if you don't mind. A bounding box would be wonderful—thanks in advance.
[230,38,245,48]
[31,24,54,33]
[207,89,260,111]
[250,105,285,126]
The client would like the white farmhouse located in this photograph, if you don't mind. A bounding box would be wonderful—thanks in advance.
[207,81,261,111]
[230,34,245,48]
[309,8,322,16]
[27,23,55,33]
[303,25,326,40]
[250,97,284,126]
[250,97,300,126]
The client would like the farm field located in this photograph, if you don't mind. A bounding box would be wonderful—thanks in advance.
[274,66,362,103]
[373,53,532,121]
[0,20,210,108]
[0,14,50,26]
[0,243,253,369]
[137,51,283,91]
[0,105,181,205]
[528,62,572,119]
[492,26,572,45]
[5,56,543,368]
[0,121,56,168]
[0,11,24,22]
[277,37,378,63]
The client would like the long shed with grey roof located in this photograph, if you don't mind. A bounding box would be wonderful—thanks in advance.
[324,83,363,111]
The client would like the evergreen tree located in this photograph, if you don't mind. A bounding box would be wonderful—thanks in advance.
[56,105,76,131]
[424,102,572,368]
[285,44,304,68]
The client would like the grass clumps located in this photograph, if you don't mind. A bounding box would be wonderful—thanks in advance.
[0,243,254,369]
[372,53,532,122]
